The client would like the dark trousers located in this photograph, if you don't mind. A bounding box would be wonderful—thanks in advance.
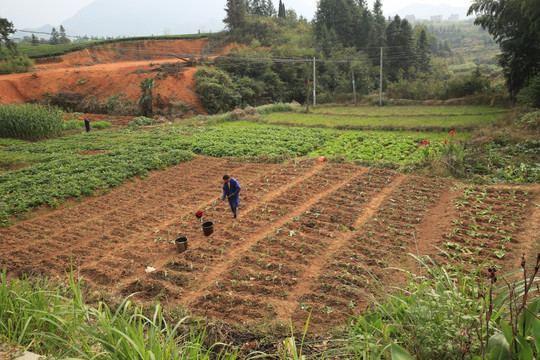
[230,205,238,218]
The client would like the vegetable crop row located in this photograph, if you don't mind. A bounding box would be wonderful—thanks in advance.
[311,131,451,163]
[1,125,455,226]
[0,126,335,225]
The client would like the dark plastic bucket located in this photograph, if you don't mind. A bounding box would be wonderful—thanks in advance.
[175,236,188,253]
[202,221,214,236]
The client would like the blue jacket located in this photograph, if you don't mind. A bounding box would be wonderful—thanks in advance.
[222,178,241,207]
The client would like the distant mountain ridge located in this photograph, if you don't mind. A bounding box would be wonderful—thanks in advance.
[60,0,226,38]
[15,1,472,40]
[389,3,471,21]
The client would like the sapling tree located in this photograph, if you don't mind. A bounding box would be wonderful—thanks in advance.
[139,78,154,117]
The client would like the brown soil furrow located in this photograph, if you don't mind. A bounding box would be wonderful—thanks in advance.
[513,186,540,268]
[145,160,324,273]
[185,167,392,325]
[275,172,406,320]
[408,179,458,261]
[294,176,451,328]
[1,157,228,241]
[176,164,364,306]
[71,161,281,284]
[430,184,538,269]
[0,157,242,277]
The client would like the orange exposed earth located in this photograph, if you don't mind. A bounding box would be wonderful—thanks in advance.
[0,39,222,113]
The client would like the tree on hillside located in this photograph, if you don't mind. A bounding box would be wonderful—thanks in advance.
[224,0,248,38]
[0,18,17,57]
[248,0,275,16]
[59,25,71,44]
[366,0,386,64]
[31,34,39,46]
[139,78,154,117]
[355,0,372,49]
[415,26,431,73]
[468,0,540,96]
[523,0,540,36]
[315,0,363,49]
[49,27,60,45]
[265,0,276,17]
[249,0,264,15]
[278,0,286,19]
[386,15,415,81]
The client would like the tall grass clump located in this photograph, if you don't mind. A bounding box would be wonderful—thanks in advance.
[0,268,240,359]
[0,104,64,140]
[327,254,539,359]
[0,268,86,356]
[128,116,156,128]
[256,103,294,115]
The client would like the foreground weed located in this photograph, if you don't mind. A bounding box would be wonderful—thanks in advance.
[0,268,241,359]
[0,268,86,357]
[466,253,540,359]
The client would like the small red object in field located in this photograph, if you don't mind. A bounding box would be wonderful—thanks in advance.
[195,210,203,219]
[318,156,325,162]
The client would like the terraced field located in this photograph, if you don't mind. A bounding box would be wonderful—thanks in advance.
[1,156,537,330]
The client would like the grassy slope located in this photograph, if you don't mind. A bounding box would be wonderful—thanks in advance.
[262,105,507,131]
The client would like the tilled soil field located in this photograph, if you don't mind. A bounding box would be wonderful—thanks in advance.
[0,157,538,330]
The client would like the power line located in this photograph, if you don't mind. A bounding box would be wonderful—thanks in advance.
[15,29,80,39]
[11,30,501,66]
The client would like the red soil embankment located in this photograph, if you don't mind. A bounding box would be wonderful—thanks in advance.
[0,39,214,112]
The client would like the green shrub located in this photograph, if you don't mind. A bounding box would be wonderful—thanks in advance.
[195,67,239,114]
[91,121,112,130]
[63,120,112,130]
[339,255,540,360]
[441,68,491,99]
[517,73,540,108]
[63,120,84,130]
[0,54,34,74]
[0,104,63,140]
[256,103,293,114]
[128,116,155,128]
[516,110,540,130]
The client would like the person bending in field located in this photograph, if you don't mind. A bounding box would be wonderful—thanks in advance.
[221,174,241,219]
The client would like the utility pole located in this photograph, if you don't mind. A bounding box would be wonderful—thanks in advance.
[351,66,357,106]
[379,47,383,106]
[313,57,316,108]
[305,78,310,112]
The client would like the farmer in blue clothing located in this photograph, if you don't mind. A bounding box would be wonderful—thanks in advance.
[221,174,240,219]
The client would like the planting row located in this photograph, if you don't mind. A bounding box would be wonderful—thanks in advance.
[125,160,362,304]
[1,125,460,226]
[310,130,460,163]
[442,185,533,263]
[294,175,452,326]
[0,126,334,225]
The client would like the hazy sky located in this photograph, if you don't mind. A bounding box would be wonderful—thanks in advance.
[2,0,474,29]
